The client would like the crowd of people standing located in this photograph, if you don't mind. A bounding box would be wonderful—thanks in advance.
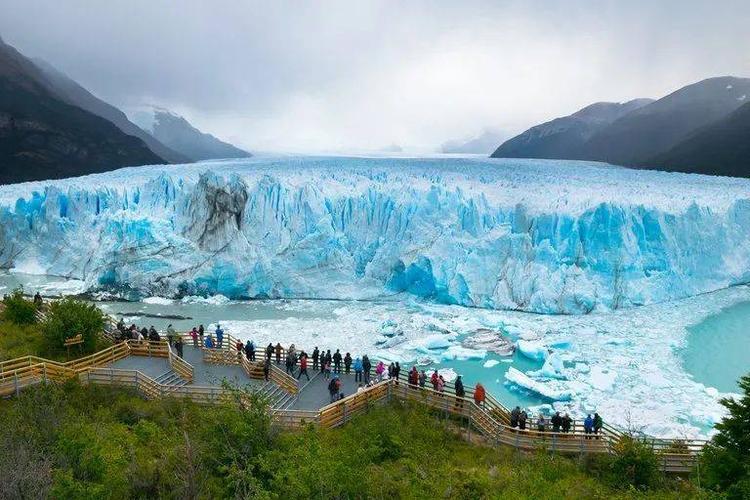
[114,322,603,435]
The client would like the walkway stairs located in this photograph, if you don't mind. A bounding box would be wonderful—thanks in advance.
[259,380,296,409]
[154,370,188,393]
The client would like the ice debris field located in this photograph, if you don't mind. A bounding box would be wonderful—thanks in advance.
[2,155,750,437]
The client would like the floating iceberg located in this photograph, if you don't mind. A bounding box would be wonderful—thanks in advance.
[517,339,548,361]
[505,367,574,401]
[3,156,750,314]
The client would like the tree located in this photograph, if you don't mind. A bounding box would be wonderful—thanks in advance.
[701,373,750,499]
[41,298,104,353]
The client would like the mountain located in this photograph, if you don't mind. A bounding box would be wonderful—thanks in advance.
[31,59,189,164]
[442,129,506,154]
[582,76,750,166]
[490,99,652,159]
[0,37,165,184]
[131,107,251,162]
[650,101,750,177]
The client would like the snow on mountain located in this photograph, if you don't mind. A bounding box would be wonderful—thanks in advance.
[2,155,750,314]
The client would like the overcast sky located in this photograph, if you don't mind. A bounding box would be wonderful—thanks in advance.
[1,0,749,153]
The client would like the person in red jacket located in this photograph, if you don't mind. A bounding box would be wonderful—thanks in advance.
[474,382,486,407]
[430,370,440,390]
[236,340,244,361]
[408,366,419,387]
[297,354,309,381]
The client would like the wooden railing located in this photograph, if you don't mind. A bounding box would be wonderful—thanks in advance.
[318,379,392,428]
[167,342,194,383]
[84,368,229,404]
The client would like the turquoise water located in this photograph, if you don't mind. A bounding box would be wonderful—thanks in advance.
[682,301,750,393]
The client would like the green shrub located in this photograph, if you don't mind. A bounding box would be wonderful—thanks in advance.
[41,298,104,353]
[1,287,37,325]
[607,435,661,490]
[700,373,750,498]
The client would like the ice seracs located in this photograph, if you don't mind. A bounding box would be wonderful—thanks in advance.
[3,156,750,314]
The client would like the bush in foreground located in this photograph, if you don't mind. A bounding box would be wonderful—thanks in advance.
[41,298,104,354]
[0,382,702,499]
[1,287,37,325]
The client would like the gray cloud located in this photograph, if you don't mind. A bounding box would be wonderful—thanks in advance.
[1,0,749,152]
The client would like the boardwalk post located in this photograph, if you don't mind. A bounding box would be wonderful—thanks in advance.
[14,370,19,396]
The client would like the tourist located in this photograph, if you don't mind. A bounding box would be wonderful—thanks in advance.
[325,350,332,373]
[328,375,341,402]
[204,335,214,348]
[593,413,603,437]
[362,355,371,383]
[519,410,528,430]
[312,346,320,371]
[561,413,572,433]
[275,343,283,364]
[135,329,144,342]
[285,351,294,374]
[297,354,309,381]
[198,324,205,345]
[375,361,385,382]
[437,375,445,393]
[236,340,244,361]
[266,343,273,360]
[344,352,352,374]
[473,383,486,407]
[333,349,342,374]
[510,406,521,428]
[190,327,199,347]
[263,357,271,381]
[353,356,363,382]
[324,359,332,380]
[537,414,547,433]
[33,291,43,308]
[551,412,562,432]
[140,327,149,341]
[175,336,184,358]
[215,324,224,348]
[388,362,395,380]
[167,324,177,346]
[394,362,401,383]
[430,370,439,390]
[288,344,296,364]
[454,375,465,408]
[454,375,465,397]
[584,414,594,439]
[148,326,160,342]
[408,366,419,387]
[418,370,426,388]
[245,340,255,361]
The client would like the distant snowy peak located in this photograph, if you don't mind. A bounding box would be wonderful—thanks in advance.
[129,106,251,162]
[441,128,506,154]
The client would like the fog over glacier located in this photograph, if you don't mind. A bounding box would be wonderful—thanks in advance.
[2,156,750,315]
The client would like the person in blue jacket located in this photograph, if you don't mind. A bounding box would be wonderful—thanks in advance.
[353,356,363,382]
[215,324,224,348]
[584,414,594,439]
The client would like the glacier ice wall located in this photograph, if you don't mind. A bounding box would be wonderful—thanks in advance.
[2,156,750,314]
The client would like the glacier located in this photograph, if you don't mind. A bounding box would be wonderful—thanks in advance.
[2,155,750,314]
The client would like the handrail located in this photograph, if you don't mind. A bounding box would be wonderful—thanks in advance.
[167,342,194,383]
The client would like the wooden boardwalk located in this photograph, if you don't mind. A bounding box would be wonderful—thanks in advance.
[0,330,707,474]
